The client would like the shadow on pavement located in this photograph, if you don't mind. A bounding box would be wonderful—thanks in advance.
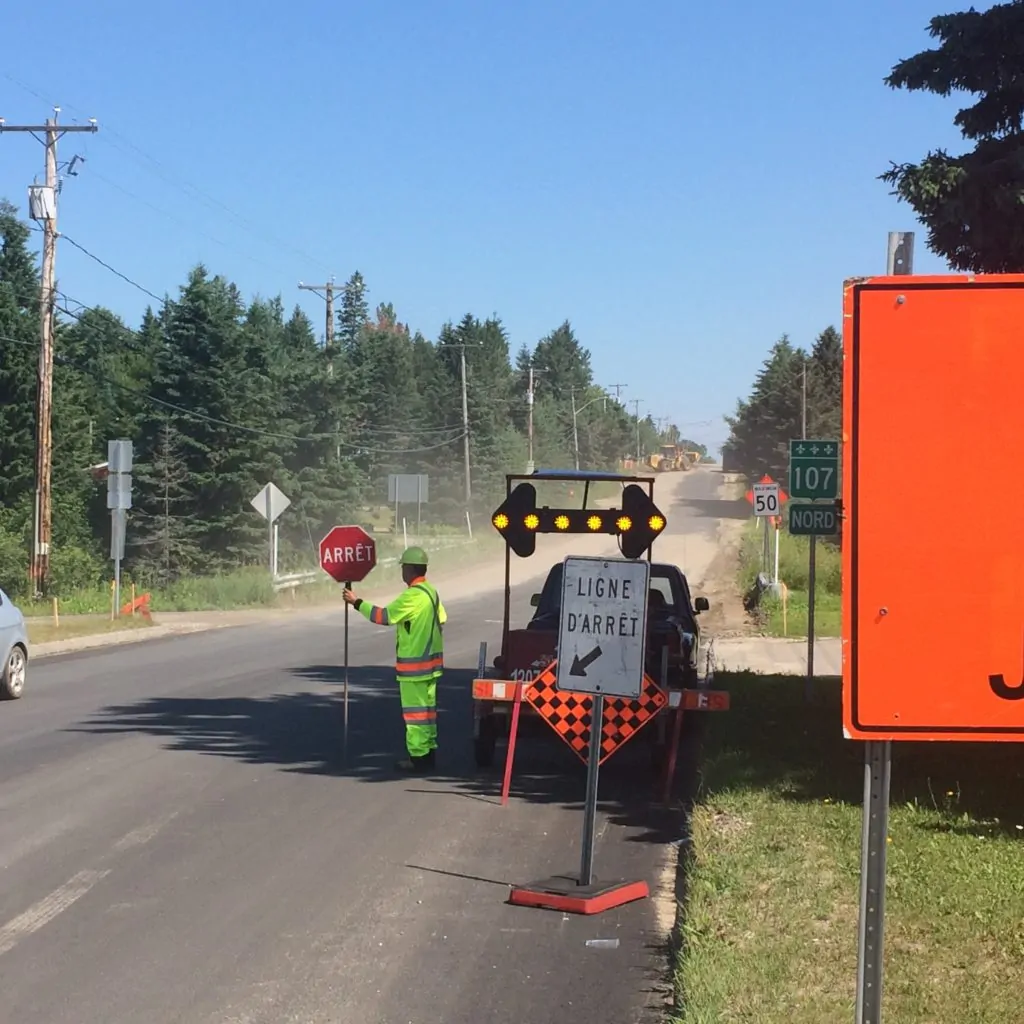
[70,663,700,846]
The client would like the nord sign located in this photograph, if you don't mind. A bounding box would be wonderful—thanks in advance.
[788,503,838,536]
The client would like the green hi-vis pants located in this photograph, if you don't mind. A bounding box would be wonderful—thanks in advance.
[399,679,438,758]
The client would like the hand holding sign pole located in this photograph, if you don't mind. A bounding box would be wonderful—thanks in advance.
[319,526,378,758]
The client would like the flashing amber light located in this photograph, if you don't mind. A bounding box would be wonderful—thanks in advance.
[616,515,633,532]
[586,515,602,531]
[649,514,665,532]
[554,514,570,531]
[493,513,509,530]
[524,513,540,530]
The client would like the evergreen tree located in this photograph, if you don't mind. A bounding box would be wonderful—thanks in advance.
[129,418,200,584]
[337,271,369,350]
[0,200,40,530]
[881,1,1024,271]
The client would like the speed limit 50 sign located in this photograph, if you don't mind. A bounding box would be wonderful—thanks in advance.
[752,482,780,517]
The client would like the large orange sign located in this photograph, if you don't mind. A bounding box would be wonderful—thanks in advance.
[843,276,1024,741]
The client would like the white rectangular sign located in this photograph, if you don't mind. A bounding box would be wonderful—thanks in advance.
[752,482,780,517]
[556,555,651,699]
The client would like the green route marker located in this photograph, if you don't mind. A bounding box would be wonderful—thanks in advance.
[788,502,839,537]
[789,439,839,500]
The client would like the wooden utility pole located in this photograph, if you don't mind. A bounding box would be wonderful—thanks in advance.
[460,346,471,505]
[298,278,336,373]
[0,109,98,593]
[606,383,627,401]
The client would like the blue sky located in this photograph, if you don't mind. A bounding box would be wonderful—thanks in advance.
[1,0,971,453]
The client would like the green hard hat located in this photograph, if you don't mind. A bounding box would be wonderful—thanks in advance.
[400,545,429,566]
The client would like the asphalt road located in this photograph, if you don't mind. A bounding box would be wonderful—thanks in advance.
[0,471,727,1024]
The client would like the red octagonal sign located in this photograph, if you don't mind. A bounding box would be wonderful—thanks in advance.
[319,524,377,584]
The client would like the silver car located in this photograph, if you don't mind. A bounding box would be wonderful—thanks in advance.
[0,588,28,700]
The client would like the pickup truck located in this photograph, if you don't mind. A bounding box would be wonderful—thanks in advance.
[478,560,710,766]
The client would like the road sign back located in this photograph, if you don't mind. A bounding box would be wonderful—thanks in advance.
[319,525,377,583]
[843,275,1024,741]
[556,556,650,699]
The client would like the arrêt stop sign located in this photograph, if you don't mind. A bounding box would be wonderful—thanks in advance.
[319,525,377,583]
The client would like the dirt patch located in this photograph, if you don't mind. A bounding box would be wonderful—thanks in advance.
[693,516,753,640]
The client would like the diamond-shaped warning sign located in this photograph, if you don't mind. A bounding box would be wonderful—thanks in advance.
[525,661,667,765]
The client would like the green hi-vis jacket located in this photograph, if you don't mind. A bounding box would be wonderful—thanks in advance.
[357,577,447,682]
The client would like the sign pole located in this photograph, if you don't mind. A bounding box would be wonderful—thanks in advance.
[579,692,604,887]
[806,534,816,699]
[114,540,121,617]
[343,579,351,759]
[855,739,892,1024]
[773,520,780,584]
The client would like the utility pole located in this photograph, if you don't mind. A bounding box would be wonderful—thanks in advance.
[439,337,480,510]
[801,360,808,437]
[606,383,627,402]
[0,108,98,594]
[631,399,643,461]
[570,388,581,471]
[527,365,536,472]
[298,278,336,373]
[460,346,471,506]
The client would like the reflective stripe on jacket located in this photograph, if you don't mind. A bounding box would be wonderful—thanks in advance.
[358,577,446,681]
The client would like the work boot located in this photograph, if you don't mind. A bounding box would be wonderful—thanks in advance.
[394,750,435,774]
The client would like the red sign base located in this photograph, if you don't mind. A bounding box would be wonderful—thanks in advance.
[507,874,649,915]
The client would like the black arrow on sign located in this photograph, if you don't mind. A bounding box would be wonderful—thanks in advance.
[989,631,1024,701]
[570,645,603,677]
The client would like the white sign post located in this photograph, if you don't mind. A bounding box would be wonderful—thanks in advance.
[107,440,133,616]
[751,482,780,517]
[557,555,651,888]
[250,482,291,577]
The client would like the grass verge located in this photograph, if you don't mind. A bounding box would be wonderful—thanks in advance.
[674,673,1024,1023]
[17,533,505,620]
[27,615,154,645]
[738,522,841,636]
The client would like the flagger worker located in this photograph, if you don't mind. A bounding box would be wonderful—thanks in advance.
[342,546,446,774]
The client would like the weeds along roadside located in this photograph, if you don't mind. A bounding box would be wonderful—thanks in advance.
[736,520,841,636]
[671,672,1024,1024]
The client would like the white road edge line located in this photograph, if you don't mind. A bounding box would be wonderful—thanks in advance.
[0,869,111,958]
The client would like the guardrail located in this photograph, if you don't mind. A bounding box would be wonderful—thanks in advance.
[271,537,476,592]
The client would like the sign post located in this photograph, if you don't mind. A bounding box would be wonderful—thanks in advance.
[788,438,840,692]
[319,525,378,757]
[250,482,291,578]
[510,555,651,912]
[106,440,133,616]
[841,245,1024,1022]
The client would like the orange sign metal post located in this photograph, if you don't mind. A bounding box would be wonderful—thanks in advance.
[843,253,1024,1024]
[843,276,1024,741]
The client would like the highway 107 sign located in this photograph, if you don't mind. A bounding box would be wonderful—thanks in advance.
[789,439,839,500]
[556,556,651,700]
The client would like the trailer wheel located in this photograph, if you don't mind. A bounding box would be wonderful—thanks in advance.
[474,713,498,768]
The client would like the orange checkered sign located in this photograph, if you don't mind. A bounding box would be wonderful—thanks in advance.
[524,661,667,764]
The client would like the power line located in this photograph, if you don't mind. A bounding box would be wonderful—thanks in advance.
[60,233,164,302]
[0,332,467,455]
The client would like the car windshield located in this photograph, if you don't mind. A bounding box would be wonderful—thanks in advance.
[532,563,690,624]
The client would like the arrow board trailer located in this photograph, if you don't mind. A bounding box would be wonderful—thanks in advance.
[556,556,651,699]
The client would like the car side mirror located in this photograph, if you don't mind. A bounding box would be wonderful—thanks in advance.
[694,597,710,613]
[529,593,540,608]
